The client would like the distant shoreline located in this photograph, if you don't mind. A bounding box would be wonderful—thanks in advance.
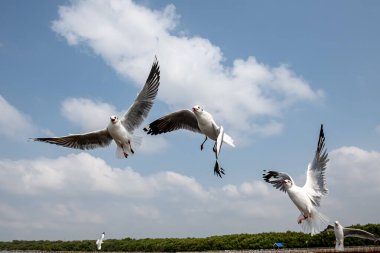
[3,246,380,253]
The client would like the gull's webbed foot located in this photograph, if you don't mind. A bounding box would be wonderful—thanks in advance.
[297,212,312,224]
[213,161,225,178]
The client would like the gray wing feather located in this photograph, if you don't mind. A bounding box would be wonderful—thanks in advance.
[121,57,160,132]
[262,170,293,193]
[143,109,202,135]
[32,129,112,150]
[344,228,380,241]
[303,124,329,206]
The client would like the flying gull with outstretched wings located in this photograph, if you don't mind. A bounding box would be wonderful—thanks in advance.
[32,57,160,159]
[263,124,329,235]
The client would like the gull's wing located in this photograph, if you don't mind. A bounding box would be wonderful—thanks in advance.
[343,227,380,241]
[121,57,160,132]
[143,110,202,135]
[303,124,329,206]
[262,170,294,193]
[32,129,112,150]
[96,239,102,250]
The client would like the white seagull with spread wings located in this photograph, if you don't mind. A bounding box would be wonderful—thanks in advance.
[143,105,235,177]
[325,221,380,251]
[263,124,329,235]
[32,57,160,158]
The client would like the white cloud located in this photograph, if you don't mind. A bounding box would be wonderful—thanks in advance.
[52,0,323,142]
[329,146,380,194]
[61,97,118,131]
[0,95,35,140]
[323,146,380,225]
[0,152,289,239]
[2,145,380,239]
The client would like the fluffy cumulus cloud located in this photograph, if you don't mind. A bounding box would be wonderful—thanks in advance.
[323,146,380,225]
[52,0,323,142]
[329,146,380,194]
[0,152,291,240]
[1,145,380,240]
[0,95,35,140]
[61,98,119,131]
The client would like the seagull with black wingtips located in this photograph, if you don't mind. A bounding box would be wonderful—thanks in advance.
[263,124,329,235]
[32,57,160,159]
[143,105,235,177]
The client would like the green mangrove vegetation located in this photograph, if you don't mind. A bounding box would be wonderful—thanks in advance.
[0,223,379,252]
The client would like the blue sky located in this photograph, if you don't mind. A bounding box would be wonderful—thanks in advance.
[1,0,380,241]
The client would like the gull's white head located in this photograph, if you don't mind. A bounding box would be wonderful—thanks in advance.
[192,105,203,113]
[335,221,340,227]
[282,179,293,189]
[110,115,118,124]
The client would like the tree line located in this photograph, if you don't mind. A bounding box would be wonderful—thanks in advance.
[1,223,379,252]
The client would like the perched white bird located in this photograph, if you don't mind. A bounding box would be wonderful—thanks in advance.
[143,105,235,177]
[96,232,105,250]
[325,221,380,251]
[263,124,329,235]
[32,57,160,158]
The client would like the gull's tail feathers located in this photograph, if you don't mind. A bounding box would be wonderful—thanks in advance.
[301,209,329,236]
[223,133,235,147]
[335,241,344,251]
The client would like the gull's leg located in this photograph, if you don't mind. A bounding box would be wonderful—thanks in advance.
[298,212,312,224]
[200,136,208,150]
[297,214,307,224]
[121,144,129,158]
[213,142,217,159]
[128,140,135,154]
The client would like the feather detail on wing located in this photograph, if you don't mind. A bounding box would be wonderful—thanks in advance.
[121,56,160,132]
[143,110,202,135]
[32,129,113,150]
[343,228,380,241]
[303,124,329,206]
[262,170,293,193]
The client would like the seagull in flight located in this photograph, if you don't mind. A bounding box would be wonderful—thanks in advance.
[263,124,329,235]
[32,57,160,158]
[143,105,235,177]
[324,221,380,251]
[96,232,105,250]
